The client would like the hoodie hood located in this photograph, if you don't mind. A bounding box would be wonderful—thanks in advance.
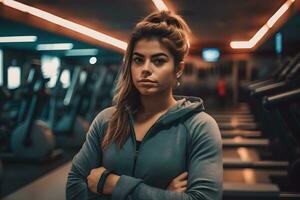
[161,95,205,125]
[126,95,205,126]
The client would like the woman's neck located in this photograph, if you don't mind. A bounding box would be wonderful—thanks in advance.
[138,91,177,117]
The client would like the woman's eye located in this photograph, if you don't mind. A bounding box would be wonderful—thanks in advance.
[153,58,166,66]
[133,57,144,64]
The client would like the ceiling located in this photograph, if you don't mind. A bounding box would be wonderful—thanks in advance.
[257,11,300,55]
[0,17,122,62]
[0,0,299,58]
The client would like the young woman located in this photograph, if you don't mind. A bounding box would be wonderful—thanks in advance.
[66,11,223,200]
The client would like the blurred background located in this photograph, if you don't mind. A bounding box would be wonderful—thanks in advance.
[0,0,300,199]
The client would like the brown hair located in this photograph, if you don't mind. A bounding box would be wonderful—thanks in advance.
[101,11,190,150]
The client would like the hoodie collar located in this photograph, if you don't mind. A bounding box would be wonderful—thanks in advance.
[161,95,205,124]
[126,95,205,125]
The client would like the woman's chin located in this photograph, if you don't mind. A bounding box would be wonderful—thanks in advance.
[138,88,160,96]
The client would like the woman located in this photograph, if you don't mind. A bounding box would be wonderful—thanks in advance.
[66,11,223,200]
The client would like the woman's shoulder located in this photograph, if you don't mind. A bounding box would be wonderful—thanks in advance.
[186,111,218,128]
[93,106,116,124]
[88,106,116,136]
[184,111,221,141]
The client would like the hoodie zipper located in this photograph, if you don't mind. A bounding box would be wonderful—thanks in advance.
[128,113,162,176]
[131,124,159,176]
[127,98,201,175]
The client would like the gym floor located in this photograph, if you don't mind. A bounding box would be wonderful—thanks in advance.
[1,149,77,198]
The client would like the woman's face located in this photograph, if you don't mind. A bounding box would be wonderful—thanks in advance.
[131,38,176,96]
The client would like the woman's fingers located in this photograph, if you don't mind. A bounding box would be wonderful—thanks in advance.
[176,172,188,181]
[167,171,188,192]
[177,180,188,188]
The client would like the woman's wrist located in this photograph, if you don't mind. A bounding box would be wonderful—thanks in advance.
[102,173,120,195]
[97,169,112,194]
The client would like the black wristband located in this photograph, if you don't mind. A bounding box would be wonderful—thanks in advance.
[97,169,112,194]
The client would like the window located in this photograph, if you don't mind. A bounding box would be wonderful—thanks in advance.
[60,69,70,88]
[41,55,60,88]
[7,66,21,89]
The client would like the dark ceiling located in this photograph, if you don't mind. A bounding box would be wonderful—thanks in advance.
[257,11,300,55]
[0,0,299,58]
[0,17,122,62]
[0,17,97,52]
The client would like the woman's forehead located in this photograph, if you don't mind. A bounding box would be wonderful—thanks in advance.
[133,38,171,57]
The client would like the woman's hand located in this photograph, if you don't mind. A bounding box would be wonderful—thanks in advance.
[167,172,188,192]
[87,167,106,194]
[87,167,120,195]
[102,173,120,194]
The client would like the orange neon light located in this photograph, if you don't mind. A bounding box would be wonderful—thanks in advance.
[267,0,293,28]
[0,0,127,51]
[151,0,169,11]
[230,0,295,49]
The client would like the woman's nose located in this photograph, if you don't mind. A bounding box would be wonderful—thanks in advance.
[141,60,152,74]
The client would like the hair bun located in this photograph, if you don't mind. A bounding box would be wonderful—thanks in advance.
[145,11,190,33]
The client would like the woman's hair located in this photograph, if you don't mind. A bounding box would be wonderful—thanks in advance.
[101,11,190,150]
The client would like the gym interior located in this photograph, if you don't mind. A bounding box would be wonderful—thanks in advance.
[0,0,300,199]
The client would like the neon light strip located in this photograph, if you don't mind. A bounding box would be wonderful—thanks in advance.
[37,43,73,50]
[65,48,99,56]
[151,0,169,11]
[0,0,127,51]
[230,0,295,49]
[0,36,37,42]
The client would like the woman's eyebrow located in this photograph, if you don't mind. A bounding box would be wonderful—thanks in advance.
[133,52,144,57]
[133,52,168,58]
[151,53,168,58]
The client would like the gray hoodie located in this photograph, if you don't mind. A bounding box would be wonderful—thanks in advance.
[66,96,223,200]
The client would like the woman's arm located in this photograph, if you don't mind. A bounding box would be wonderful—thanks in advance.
[87,167,120,195]
[111,113,223,200]
[66,109,111,200]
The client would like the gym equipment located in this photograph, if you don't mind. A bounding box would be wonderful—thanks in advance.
[0,62,62,161]
[84,67,107,122]
[264,87,300,188]
[47,66,89,148]
[222,73,300,199]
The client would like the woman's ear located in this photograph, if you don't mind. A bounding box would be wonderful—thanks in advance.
[176,61,185,78]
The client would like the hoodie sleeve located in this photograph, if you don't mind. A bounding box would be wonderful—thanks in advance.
[66,109,112,200]
[111,112,223,200]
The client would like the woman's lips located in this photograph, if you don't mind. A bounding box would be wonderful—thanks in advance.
[138,79,157,86]
[139,79,156,83]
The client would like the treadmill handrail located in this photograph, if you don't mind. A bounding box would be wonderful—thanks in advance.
[223,158,289,170]
[263,88,300,110]
[248,79,274,90]
[251,81,287,97]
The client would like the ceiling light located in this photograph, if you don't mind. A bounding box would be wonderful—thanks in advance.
[151,0,169,11]
[1,0,127,51]
[230,0,295,49]
[267,0,293,28]
[230,41,251,49]
[0,36,37,43]
[248,25,269,47]
[65,49,99,56]
[37,43,73,51]
[89,57,97,65]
